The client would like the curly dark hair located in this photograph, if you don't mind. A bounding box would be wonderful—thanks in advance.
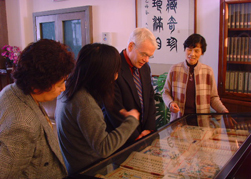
[183,33,207,54]
[64,43,121,108]
[13,39,75,95]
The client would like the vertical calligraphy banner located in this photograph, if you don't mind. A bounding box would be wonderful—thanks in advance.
[136,0,195,64]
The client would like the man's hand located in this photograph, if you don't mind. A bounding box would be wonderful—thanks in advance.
[135,130,152,141]
[120,109,140,121]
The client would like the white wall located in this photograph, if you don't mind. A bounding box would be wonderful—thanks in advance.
[196,0,220,81]
[5,0,220,82]
[5,0,136,52]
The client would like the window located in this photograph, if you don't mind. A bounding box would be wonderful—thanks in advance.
[33,6,93,58]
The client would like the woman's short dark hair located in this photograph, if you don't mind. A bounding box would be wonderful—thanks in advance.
[64,43,121,107]
[183,33,207,54]
[13,39,75,95]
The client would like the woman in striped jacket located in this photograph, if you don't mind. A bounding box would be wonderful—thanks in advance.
[162,33,229,125]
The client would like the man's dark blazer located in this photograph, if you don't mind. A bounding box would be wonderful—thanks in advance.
[103,50,156,146]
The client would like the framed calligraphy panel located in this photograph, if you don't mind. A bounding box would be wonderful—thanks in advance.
[136,0,196,65]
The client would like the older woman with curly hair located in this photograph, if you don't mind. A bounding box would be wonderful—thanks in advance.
[0,39,75,178]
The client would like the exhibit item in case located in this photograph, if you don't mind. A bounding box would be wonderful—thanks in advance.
[67,113,251,179]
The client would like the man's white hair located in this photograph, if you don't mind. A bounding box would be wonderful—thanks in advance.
[127,28,157,49]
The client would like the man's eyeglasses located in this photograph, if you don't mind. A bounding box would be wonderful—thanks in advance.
[136,49,153,59]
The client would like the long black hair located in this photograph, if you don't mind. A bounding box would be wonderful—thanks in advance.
[64,43,121,108]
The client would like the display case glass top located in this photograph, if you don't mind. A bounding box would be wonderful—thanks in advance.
[69,113,251,179]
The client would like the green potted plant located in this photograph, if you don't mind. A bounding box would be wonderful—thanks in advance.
[152,72,170,129]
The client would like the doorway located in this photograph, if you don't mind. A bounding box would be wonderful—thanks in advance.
[33,6,93,58]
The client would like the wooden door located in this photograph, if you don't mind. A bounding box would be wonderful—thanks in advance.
[33,6,93,59]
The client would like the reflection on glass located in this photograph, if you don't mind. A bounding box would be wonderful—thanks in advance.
[41,22,55,40]
[81,113,251,179]
[63,19,82,59]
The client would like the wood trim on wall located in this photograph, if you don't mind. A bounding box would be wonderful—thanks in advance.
[0,0,9,69]
[33,6,93,44]
[194,0,197,33]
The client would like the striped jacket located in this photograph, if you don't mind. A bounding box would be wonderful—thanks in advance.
[162,61,227,123]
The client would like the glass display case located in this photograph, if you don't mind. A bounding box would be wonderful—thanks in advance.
[66,113,251,179]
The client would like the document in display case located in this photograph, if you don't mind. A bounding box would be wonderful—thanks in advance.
[67,113,251,179]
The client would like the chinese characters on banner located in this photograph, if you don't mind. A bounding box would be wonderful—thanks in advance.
[137,0,195,64]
